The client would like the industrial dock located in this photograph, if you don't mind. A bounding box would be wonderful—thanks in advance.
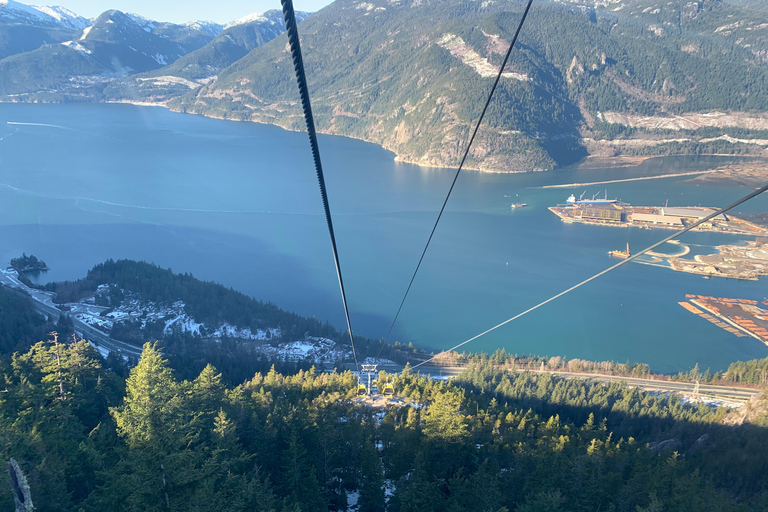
[679,295,768,347]
[548,193,768,236]
[669,240,768,280]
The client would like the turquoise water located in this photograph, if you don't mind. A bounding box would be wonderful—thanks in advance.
[1,103,767,373]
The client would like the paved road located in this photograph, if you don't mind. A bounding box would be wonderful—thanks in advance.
[2,267,762,402]
[526,369,760,403]
[350,361,761,404]
[1,268,144,357]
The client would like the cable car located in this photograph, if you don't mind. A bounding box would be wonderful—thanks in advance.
[371,380,378,393]
[357,383,368,396]
[382,383,395,398]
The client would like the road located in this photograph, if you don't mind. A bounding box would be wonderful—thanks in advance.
[526,369,760,403]
[1,268,144,357]
[2,268,763,403]
[353,362,761,404]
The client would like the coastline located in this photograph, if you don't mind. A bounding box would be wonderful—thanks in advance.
[4,98,761,175]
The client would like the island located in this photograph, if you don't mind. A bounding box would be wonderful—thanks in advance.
[10,253,49,273]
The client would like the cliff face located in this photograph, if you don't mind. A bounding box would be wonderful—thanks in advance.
[170,0,768,172]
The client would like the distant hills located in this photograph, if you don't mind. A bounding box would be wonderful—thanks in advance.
[0,1,307,101]
[1,0,768,171]
[105,10,310,101]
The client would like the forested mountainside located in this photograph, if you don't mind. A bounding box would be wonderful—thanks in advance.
[2,341,768,512]
[171,0,768,172]
[35,259,415,381]
[2,0,767,171]
[0,4,302,101]
[103,10,311,101]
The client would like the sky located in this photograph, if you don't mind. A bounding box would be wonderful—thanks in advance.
[44,0,333,24]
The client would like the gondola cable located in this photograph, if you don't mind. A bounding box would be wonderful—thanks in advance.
[281,0,360,373]
[411,182,768,370]
[375,0,534,361]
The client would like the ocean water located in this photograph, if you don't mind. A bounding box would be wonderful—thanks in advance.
[1,102,767,373]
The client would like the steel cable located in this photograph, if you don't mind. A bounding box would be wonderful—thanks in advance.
[376,0,535,360]
[281,0,360,372]
[412,183,768,369]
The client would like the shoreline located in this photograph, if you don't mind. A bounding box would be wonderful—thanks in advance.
[4,99,760,175]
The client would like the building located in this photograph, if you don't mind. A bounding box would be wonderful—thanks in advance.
[583,207,623,222]
[661,207,726,221]
[631,213,684,226]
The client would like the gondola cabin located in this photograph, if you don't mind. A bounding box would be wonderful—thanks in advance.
[357,383,368,396]
[382,383,395,398]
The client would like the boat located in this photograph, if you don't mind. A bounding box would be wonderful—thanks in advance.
[566,189,622,206]
[510,203,528,209]
[608,243,630,258]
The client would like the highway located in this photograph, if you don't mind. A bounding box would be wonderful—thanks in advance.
[0,268,144,358]
[526,369,761,403]
[384,363,761,404]
[2,267,763,403]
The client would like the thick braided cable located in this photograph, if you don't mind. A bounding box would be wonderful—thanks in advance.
[281,0,359,372]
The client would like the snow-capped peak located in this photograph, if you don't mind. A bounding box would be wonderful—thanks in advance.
[223,11,269,30]
[0,0,90,30]
[185,19,223,36]
[126,12,156,32]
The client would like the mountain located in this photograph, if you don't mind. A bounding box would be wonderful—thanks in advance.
[0,8,220,97]
[170,0,768,172]
[126,13,222,51]
[0,0,88,29]
[153,9,308,80]
[102,9,309,102]
[0,0,89,60]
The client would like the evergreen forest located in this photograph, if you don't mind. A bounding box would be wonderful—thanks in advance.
[2,336,768,512]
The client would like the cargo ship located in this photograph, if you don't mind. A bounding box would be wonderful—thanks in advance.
[566,190,623,206]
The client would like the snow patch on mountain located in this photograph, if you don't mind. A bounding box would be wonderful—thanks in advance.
[127,13,155,32]
[61,40,91,55]
[32,4,89,29]
[0,0,90,29]
[224,11,269,29]
[186,20,223,36]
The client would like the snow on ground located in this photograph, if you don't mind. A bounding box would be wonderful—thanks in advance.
[362,356,396,365]
[19,283,356,364]
[61,40,92,55]
[384,480,395,501]
[347,491,360,508]
[224,11,267,29]
[256,337,352,362]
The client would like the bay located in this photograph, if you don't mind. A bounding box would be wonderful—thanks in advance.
[1,102,767,373]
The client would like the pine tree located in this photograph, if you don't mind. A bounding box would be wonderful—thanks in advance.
[112,342,182,450]
[358,439,385,512]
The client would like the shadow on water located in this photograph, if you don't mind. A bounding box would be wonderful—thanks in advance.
[0,222,393,338]
[541,136,589,168]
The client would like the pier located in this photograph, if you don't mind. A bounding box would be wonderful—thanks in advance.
[679,295,768,346]
[549,199,768,237]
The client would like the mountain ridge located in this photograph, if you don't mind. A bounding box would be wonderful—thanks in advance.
[170,0,768,172]
[1,0,768,172]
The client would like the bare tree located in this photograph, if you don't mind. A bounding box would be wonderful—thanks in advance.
[7,458,34,512]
